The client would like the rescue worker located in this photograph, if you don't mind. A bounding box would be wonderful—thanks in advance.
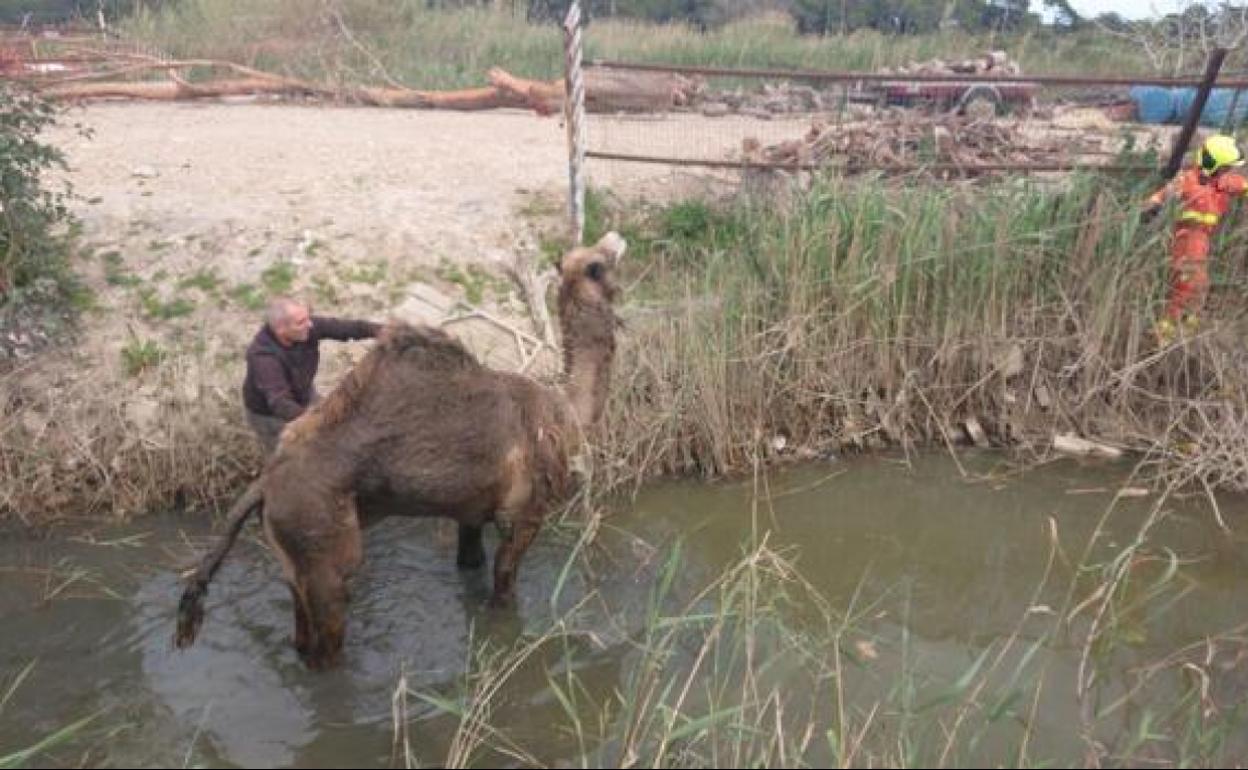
[1144,134,1248,344]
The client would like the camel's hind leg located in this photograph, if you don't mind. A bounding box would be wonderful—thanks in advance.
[301,562,353,669]
[266,493,363,670]
[288,585,312,656]
[263,513,314,657]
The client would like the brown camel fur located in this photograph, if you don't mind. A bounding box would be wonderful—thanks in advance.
[175,232,626,669]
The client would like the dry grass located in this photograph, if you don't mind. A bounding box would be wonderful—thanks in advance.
[0,349,257,522]
[585,174,1248,499]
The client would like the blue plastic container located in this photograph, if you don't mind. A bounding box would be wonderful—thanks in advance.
[1132,85,1248,126]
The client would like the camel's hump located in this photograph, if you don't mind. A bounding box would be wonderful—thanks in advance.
[378,322,480,370]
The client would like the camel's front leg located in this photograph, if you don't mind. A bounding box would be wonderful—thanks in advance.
[490,518,540,608]
[456,523,486,569]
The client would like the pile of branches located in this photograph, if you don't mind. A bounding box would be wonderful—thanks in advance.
[745,112,1100,173]
[879,49,1024,77]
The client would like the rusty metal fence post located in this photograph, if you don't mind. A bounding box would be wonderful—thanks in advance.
[1163,47,1228,179]
[563,0,586,246]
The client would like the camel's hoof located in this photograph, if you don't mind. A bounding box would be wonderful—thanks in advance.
[486,593,515,611]
[299,647,341,672]
[298,650,323,671]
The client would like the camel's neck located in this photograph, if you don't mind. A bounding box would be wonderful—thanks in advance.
[558,292,615,430]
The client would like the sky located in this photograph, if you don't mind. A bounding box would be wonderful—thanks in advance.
[1065,0,1201,21]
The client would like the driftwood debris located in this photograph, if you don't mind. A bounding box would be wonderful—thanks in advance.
[1052,432,1124,460]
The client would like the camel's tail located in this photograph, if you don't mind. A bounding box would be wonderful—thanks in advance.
[174,480,264,649]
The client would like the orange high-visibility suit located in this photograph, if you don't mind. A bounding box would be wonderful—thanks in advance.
[1147,167,1248,320]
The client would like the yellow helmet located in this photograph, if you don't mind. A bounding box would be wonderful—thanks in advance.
[1198,134,1244,175]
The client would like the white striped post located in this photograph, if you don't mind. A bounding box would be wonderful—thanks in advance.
[563,0,586,246]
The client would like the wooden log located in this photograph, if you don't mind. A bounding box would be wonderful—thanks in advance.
[489,66,700,113]
[964,416,989,448]
[43,77,321,101]
[355,84,528,110]
[1052,432,1123,459]
[34,52,699,114]
[30,52,526,109]
[42,76,531,110]
[487,67,563,115]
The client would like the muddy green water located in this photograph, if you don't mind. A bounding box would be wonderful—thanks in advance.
[2,452,1246,767]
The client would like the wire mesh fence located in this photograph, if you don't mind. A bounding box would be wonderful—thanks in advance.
[0,24,173,82]
[579,53,1248,192]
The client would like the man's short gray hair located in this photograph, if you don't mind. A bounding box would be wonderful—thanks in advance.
[265,296,305,329]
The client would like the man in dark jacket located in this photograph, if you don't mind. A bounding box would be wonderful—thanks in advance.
[242,296,381,455]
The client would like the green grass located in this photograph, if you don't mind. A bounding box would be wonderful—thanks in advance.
[303,238,328,258]
[516,192,562,221]
[436,261,510,306]
[228,282,266,310]
[260,261,297,295]
[177,267,222,294]
[120,336,165,376]
[0,710,108,769]
[66,283,97,312]
[0,661,118,768]
[100,251,142,287]
[341,259,388,285]
[120,2,1172,92]
[537,186,645,269]
[137,287,196,320]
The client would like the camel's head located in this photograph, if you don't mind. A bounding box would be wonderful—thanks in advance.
[557,231,626,304]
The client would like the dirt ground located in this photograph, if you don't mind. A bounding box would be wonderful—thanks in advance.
[34,104,633,384]
[52,102,596,320]
[51,101,731,283]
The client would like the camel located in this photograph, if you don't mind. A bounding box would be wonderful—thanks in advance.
[174,232,626,670]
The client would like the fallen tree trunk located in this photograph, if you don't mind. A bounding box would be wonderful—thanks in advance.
[30,51,700,113]
[585,67,701,111]
[356,85,528,110]
[489,66,701,113]
[487,67,563,115]
[42,73,529,110]
[44,77,320,101]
